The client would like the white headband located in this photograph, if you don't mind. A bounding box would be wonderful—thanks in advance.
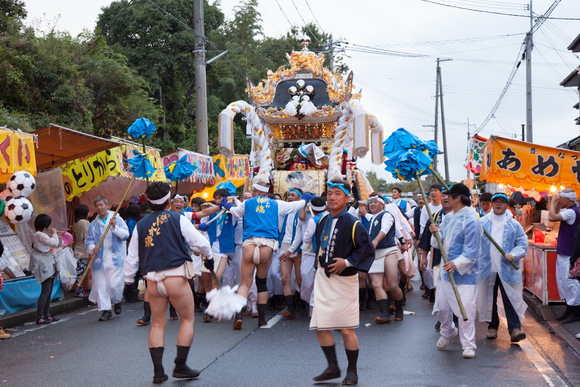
[561,191,577,200]
[369,196,385,205]
[149,192,171,205]
[252,184,269,193]
[172,194,186,202]
[311,205,326,212]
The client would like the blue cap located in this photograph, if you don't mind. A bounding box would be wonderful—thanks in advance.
[491,193,509,203]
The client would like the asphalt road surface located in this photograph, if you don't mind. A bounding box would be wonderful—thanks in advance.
[2,288,580,387]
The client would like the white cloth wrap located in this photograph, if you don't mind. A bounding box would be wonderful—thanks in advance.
[243,237,278,265]
[310,268,359,330]
[146,263,186,298]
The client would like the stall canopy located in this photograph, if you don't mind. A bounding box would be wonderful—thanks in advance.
[481,135,580,193]
[162,148,216,194]
[32,125,120,170]
[0,127,37,183]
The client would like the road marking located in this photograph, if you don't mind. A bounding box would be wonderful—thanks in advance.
[499,316,567,387]
[260,312,284,329]
[77,308,99,315]
[9,317,72,339]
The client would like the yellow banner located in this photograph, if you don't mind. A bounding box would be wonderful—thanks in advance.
[0,129,37,183]
[481,136,580,193]
[62,143,166,201]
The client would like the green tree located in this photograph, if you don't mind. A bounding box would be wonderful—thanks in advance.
[0,0,26,33]
[365,171,389,192]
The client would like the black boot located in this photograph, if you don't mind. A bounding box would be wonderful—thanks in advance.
[193,293,202,313]
[149,347,168,384]
[374,299,393,324]
[199,292,207,308]
[429,288,436,304]
[342,349,359,385]
[313,345,341,382]
[173,345,200,379]
[367,288,375,310]
[359,288,367,311]
[233,312,243,329]
[258,304,267,327]
[294,291,301,312]
[561,306,580,324]
[399,281,407,306]
[282,295,296,319]
[394,299,404,321]
[387,291,395,314]
[556,304,574,321]
[114,302,122,315]
[138,302,151,325]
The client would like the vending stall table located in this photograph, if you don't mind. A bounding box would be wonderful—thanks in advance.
[523,241,562,305]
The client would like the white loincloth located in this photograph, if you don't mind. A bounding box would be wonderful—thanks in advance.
[146,263,186,298]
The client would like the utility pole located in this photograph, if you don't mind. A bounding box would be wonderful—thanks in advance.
[194,0,209,155]
[438,59,452,186]
[525,0,533,143]
[433,59,440,172]
[521,123,525,141]
[328,38,334,71]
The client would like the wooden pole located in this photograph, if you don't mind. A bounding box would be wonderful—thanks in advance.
[77,175,136,287]
[416,173,468,320]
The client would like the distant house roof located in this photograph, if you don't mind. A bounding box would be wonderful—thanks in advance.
[560,67,580,88]
[568,33,580,52]
[558,135,580,150]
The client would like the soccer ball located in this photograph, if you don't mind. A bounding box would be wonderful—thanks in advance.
[8,171,36,198]
[4,196,34,225]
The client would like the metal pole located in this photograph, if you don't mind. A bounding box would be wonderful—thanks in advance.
[433,59,440,172]
[194,0,209,155]
[439,64,450,186]
[526,0,533,143]
[521,123,525,141]
[329,38,334,71]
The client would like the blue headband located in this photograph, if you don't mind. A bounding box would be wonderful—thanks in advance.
[326,181,350,196]
[288,188,303,197]
[491,193,509,203]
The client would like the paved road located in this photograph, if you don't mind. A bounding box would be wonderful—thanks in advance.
[1,288,579,387]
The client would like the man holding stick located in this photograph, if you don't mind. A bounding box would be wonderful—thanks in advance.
[429,184,481,359]
[86,196,130,321]
[478,193,528,342]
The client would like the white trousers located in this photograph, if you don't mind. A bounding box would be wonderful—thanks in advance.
[300,252,316,306]
[556,255,580,306]
[90,265,124,312]
[435,281,477,350]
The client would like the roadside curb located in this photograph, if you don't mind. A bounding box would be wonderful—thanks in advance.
[0,297,89,329]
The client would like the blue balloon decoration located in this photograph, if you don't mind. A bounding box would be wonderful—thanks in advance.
[164,155,197,182]
[217,181,237,196]
[128,150,155,179]
[128,117,157,140]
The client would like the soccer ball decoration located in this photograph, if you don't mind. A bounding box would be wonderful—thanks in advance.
[4,197,34,225]
[7,171,36,198]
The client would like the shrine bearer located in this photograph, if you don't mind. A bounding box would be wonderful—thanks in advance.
[224,179,313,329]
[430,184,482,359]
[477,193,528,343]
[311,179,375,386]
[548,189,580,323]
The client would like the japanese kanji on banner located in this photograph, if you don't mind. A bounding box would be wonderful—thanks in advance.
[0,129,37,183]
[481,135,580,193]
[464,135,487,174]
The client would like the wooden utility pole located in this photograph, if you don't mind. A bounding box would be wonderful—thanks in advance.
[433,59,440,172]
[438,60,451,186]
[526,0,533,142]
[194,0,208,155]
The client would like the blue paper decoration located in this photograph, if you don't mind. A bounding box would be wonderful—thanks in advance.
[382,128,423,159]
[128,150,155,179]
[164,155,197,182]
[128,117,157,140]
[217,181,237,196]
[382,128,439,181]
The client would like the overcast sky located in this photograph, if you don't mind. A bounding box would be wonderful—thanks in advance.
[23,0,580,183]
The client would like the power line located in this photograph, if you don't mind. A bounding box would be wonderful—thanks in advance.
[101,0,133,36]
[290,0,323,44]
[419,0,579,20]
[372,32,526,48]
[275,0,295,29]
[304,0,324,33]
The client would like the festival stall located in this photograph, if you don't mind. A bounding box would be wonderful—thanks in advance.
[161,148,215,196]
[480,135,578,304]
[186,153,249,200]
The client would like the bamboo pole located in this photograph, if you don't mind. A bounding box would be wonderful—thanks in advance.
[416,173,468,320]
[142,139,150,187]
[76,175,136,287]
[429,169,519,270]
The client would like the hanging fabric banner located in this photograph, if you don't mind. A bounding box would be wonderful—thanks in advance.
[481,135,580,193]
[0,129,37,183]
[464,135,487,174]
[162,149,215,185]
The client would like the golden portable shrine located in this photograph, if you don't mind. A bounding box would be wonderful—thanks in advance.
[218,35,384,198]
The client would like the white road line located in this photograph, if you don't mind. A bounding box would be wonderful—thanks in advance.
[260,312,284,329]
[499,316,567,387]
[9,317,72,338]
[77,308,99,315]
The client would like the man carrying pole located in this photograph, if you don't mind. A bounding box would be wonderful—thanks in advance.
[429,184,482,359]
[478,193,528,343]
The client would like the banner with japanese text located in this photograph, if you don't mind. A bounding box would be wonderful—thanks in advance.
[481,136,580,193]
[465,135,487,174]
[61,143,166,201]
[0,129,37,183]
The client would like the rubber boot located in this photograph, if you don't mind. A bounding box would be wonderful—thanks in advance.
[387,291,395,314]
[173,345,200,379]
[149,347,168,384]
[429,288,436,304]
[394,299,404,321]
[313,345,341,382]
[374,299,393,324]
[294,291,301,312]
[282,295,296,319]
[399,281,407,306]
[343,349,359,385]
[359,288,367,311]
[258,304,267,327]
[233,313,243,330]
[138,302,151,325]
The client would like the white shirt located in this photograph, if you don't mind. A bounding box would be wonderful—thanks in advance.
[385,203,412,239]
[560,208,576,225]
[490,213,508,273]
[365,210,398,258]
[124,215,213,283]
[420,202,443,235]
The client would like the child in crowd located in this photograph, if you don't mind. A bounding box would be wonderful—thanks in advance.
[73,205,90,297]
